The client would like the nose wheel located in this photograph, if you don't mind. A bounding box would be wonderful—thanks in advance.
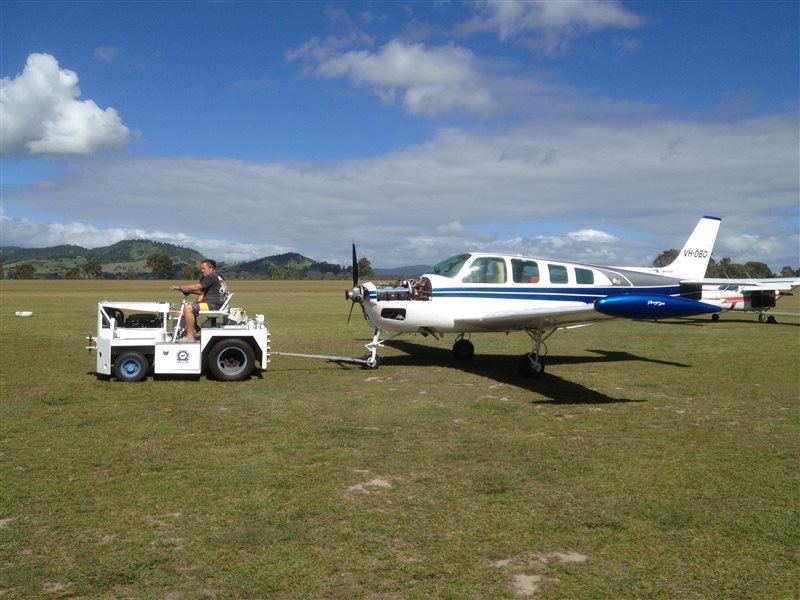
[361,352,380,369]
[360,328,403,370]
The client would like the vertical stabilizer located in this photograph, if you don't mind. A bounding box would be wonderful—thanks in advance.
[657,216,721,279]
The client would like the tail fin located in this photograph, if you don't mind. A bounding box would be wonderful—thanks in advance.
[656,216,721,279]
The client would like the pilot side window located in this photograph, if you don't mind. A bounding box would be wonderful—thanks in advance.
[548,264,569,284]
[512,259,540,283]
[462,257,507,283]
[431,253,470,279]
[575,268,594,285]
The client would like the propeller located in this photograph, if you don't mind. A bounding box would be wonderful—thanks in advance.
[352,241,359,288]
[346,241,363,324]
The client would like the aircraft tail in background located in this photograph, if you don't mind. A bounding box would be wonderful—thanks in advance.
[652,216,721,280]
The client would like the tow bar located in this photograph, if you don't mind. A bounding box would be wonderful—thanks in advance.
[271,351,370,367]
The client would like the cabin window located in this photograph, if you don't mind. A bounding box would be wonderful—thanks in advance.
[431,253,470,279]
[575,268,594,285]
[548,264,569,284]
[462,257,507,283]
[512,259,540,283]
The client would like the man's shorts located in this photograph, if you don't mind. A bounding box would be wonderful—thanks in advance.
[190,302,221,314]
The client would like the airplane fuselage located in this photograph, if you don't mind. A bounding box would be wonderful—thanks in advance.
[353,253,709,335]
[344,216,724,376]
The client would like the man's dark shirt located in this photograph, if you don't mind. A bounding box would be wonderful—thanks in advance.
[199,272,228,308]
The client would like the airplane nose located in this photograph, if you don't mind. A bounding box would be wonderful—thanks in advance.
[345,286,363,303]
[346,285,365,324]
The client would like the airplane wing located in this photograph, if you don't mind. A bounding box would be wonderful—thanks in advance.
[453,304,603,331]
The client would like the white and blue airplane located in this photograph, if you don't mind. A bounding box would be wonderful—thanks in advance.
[346,216,725,377]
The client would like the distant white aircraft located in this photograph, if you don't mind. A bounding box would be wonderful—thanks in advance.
[698,280,800,323]
[346,216,724,378]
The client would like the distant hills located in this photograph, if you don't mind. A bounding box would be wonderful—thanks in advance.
[1,240,206,279]
[1,239,205,265]
[0,240,429,280]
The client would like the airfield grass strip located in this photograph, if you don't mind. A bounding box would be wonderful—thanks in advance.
[1,281,798,598]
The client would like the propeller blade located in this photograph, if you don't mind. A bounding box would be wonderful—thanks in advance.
[352,242,359,287]
[347,300,356,324]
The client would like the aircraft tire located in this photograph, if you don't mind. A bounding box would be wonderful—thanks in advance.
[114,351,149,383]
[518,353,544,378]
[452,338,474,360]
[361,352,380,370]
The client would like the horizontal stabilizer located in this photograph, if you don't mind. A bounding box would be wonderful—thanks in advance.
[595,295,721,319]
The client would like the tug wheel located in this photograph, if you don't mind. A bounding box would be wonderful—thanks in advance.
[114,351,149,383]
[208,339,255,381]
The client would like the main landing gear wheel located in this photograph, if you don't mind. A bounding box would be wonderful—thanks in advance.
[452,338,475,360]
[518,353,545,378]
[114,351,149,382]
[208,338,255,381]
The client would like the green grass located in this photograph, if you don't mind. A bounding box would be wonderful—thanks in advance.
[1,280,798,598]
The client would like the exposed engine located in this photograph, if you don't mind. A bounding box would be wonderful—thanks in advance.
[373,277,431,301]
[346,277,432,303]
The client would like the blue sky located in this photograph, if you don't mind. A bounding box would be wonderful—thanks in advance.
[1,0,798,271]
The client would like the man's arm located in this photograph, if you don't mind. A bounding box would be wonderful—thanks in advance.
[172,282,203,294]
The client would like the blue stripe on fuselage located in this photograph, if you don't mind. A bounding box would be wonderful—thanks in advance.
[367,285,682,303]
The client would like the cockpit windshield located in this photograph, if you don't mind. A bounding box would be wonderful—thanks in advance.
[430,253,471,279]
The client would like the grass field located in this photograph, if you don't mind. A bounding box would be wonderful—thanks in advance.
[1,280,798,599]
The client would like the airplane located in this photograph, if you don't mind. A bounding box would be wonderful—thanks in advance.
[346,216,726,378]
[699,280,800,323]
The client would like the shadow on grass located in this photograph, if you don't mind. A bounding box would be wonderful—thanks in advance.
[372,341,682,404]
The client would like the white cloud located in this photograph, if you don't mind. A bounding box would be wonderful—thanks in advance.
[460,0,645,54]
[2,115,797,270]
[94,46,120,63]
[0,53,130,157]
[567,229,618,243]
[436,221,467,236]
[0,209,289,263]
[289,39,494,116]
